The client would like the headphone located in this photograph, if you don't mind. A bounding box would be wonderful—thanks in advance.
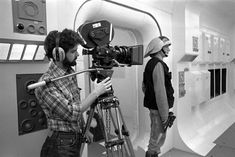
[52,31,65,61]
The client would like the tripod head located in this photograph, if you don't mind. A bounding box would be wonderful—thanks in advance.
[98,95,119,109]
[90,68,113,83]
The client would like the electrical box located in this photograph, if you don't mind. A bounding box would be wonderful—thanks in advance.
[201,70,210,102]
[225,39,231,62]
[185,70,210,107]
[212,35,219,63]
[180,9,199,62]
[193,31,203,63]
[185,71,201,107]
[219,37,225,63]
[202,32,213,63]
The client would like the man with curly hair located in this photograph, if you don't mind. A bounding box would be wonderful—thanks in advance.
[35,29,112,157]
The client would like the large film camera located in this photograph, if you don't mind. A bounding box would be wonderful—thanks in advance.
[78,20,143,81]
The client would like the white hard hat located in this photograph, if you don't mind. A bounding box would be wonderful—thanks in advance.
[144,37,171,58]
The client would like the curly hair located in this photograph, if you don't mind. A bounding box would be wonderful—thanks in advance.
[44,29,83,60]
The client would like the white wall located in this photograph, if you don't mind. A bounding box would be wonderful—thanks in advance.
[0,0,173,156]
[172,0,235,156]
[230,25,235,99]
[0,1,50,157]
[0,0,86,157]
[1,0,235,157]
[0,64,49,157]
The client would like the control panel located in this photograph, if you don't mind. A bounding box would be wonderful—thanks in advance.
[12,0,47,35]
[16,73,47,135]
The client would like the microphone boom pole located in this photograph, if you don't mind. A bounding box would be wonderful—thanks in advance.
[27,69,99,90]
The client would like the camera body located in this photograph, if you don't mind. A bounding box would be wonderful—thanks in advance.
[78,20,143,72]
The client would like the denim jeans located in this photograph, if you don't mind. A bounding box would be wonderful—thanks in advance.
[147,109,166,154]
[40,131,82,157]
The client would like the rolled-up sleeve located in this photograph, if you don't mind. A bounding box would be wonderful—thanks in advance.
[37,85,81,122]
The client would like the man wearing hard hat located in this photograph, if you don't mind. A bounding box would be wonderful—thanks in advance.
[142,36,175,157]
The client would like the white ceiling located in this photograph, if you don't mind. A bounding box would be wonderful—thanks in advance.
[136,0,235,26]
[199,0,235,25]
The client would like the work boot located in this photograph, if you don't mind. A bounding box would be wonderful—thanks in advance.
[145,151,158,157]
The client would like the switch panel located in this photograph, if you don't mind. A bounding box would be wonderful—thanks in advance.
[16,73,47,135]
[12,0,47,35]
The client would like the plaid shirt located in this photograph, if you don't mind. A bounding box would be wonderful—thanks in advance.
[35,62,84,132]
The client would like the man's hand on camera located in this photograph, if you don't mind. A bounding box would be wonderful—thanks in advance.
[94,77,112,97]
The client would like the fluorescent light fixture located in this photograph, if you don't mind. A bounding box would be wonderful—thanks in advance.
[9,44,25,60]
[0,39,46,62]
[34,45,45,60]
[0,43,10,60]
[22,44,37,60]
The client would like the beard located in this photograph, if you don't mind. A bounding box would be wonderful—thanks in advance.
[63,57,77,67]
[162,50,168,57]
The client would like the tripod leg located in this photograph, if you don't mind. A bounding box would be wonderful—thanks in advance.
[117,106,136,157]
[108,109,118,134]
[108,108,130,157]
[80,105,96,156]
[114,107,126,157]
[114,107,122,139]
[108,107,127,157]
[96,96,136,157]
[97,106,113,157]
[107,109,117,156]
[100,107,124,157]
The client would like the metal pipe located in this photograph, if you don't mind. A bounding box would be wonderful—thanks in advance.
[73,0,162,36]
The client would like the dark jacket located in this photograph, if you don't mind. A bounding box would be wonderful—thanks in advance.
[143,57,174,110]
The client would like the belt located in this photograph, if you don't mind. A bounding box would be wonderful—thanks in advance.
[49,131,84,146]
[50,131,82,139]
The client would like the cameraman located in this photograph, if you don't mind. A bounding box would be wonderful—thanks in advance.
[142,36,174,157]
[35,29,112,157]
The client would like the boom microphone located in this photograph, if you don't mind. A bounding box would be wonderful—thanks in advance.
[27,69,100,90]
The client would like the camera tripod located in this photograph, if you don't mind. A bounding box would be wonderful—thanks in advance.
[80,93,135,157]
[26,67,135,156]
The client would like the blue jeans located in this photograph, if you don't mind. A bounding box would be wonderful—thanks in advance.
[147,109,166,154]
[40,131,82,157]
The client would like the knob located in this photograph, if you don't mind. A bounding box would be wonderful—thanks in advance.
[16,23,25,32]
